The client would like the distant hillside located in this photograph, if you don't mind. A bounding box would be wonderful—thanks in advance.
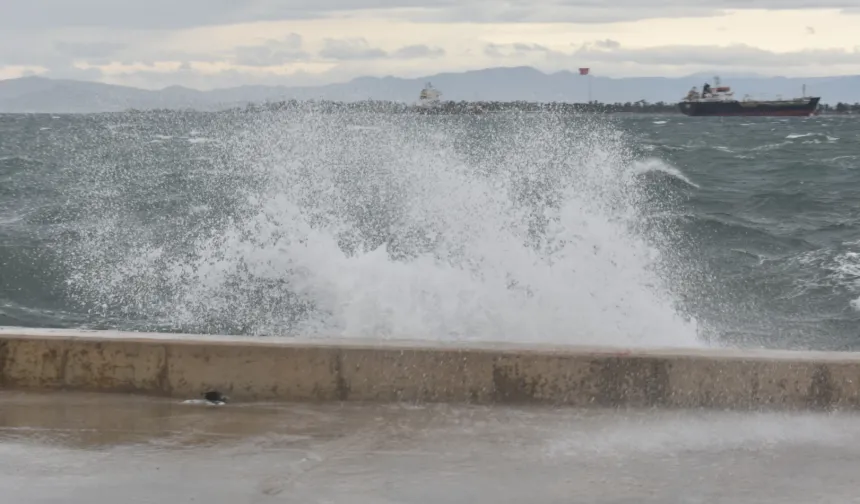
[1,67,858,113]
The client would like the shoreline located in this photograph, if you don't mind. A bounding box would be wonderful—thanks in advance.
[3,99,856,116]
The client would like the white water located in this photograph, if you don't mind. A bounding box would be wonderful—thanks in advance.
[65,111,703,348]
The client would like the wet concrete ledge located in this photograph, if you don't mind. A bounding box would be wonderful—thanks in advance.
[2,327,860,410]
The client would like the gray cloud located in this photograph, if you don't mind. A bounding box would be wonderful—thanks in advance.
[53,41,128,59]
[232,34,310,66]
[5,1,248,29]
[3,0,857,30]
[551,0,860,11]
[317,39,443,61]
[1,0,457,29]
[96,65,333,91]
[0,33,213,69]
[0,30,439,78]
[39,62,105,82]
[319,38,388,60]
[404,4,720,24]
[484,43,551,58]
[11,39,858,92]
[477,39,860,72]
[393,0,860,24]
[595,39,621,50]
[562,42,860,68]
[392,45,445,59]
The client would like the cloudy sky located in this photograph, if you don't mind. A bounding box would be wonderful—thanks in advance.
[1,1,858,89]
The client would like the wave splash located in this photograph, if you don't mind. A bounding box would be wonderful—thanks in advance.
[61,111,703,347]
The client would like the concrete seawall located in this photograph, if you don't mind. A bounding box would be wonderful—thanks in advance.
[3,327,860,410]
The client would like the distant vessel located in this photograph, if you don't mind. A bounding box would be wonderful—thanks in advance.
[416,82,443,108]
[412,82,484,114]
[678,76,820,117]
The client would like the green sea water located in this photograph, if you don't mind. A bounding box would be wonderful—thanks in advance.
[1,110,858,350]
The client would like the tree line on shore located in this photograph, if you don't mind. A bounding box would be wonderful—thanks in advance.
[232,98,859,115]
[123,99,859,115]
[818,102,860,114]
[239,99,668,114]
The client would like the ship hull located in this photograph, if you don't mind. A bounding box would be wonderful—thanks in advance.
[678,97,820,117]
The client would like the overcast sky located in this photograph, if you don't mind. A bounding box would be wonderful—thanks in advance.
[1,1,858,89]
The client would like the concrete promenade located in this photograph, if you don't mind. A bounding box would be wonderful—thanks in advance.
[3,390,860,503]
[4,327,860,502]
[3,327,860,410]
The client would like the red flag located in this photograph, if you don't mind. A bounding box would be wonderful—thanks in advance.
[579,67,590,75]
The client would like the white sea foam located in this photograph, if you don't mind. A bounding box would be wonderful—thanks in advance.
[63,112,703,348]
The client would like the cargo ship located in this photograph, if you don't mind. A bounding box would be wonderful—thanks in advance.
[678,77,820,117]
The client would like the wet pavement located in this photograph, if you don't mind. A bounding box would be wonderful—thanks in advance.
[2,391,860,503]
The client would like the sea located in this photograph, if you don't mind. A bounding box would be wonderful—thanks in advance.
[1,109,858,351]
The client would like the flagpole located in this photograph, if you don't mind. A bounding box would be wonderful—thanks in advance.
[588,74,592,103]
[579,67,591,104]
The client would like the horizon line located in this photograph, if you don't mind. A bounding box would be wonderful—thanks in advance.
[2,65,858,93]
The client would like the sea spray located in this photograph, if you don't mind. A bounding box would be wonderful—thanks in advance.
[59,109,703,347]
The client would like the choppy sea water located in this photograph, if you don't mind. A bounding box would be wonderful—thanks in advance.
[1,110,858,350]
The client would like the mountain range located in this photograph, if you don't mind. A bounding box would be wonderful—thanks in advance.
[1,66,858,113]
